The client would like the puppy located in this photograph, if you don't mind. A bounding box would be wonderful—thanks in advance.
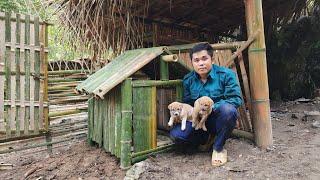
[168,102,193,131]
[192,96,214,131]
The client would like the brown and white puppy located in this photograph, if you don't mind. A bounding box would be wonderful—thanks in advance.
[192,96,214,131]
[168,102,193,131]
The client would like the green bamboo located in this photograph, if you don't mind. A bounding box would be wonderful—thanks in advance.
[115,85,122,158]
[160,56,169,80]
[24,14,30,135]
[102,96,109,151]
[48,78,85,83]
[131,144,174,158]
[131,146,173,164]
[34,16,40,134]
[110,90,115,155]
[176,84,183,102]
[15,13,21,136]
[133,86,156,152]
[0,134,86,154]
[4,12,11,138]
[132,80,182,87]
[120,78,133,169]
[87,97,94,145]
[97,99,103,147]
[48,109,87,118]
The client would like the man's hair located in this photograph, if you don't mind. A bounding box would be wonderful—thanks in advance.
[189,42,214,60]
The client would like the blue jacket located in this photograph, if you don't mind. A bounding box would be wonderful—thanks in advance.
[182,64,243,110]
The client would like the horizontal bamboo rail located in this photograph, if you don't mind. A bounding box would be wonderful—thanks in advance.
[48,108,87,118]
[48,70,90,75]
[0,133,86,154]
[132,80,182,87]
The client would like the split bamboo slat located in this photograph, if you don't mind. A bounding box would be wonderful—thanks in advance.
[0,12,49,141]
[115,86,122,158]
[132,86,156,152]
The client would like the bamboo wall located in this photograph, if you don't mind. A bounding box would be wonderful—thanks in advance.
[0,12,49,140]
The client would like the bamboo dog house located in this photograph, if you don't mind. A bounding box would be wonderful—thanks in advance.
[76,39,265,168]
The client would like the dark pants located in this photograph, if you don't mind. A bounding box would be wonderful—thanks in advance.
[170,103,238,152]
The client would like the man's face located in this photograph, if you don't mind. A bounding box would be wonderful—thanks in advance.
[191,50,213,77]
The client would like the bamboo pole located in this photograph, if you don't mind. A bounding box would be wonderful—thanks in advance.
[160,56,169,81]
[120,78,133,169]
[48,109,87,118]
[24,14,30,135]
[161,54,178,62]
[0,134,86,154]
[131,144,174,158]
[245,0,272,148]
[48,70,90,75]
[132,80,182,87]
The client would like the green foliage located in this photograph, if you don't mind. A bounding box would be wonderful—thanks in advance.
[267,6,320,100]
[0,0,83,61]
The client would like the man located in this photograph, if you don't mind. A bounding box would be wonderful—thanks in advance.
[170,42,243,167]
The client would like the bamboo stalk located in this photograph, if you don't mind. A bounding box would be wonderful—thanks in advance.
[231,129,254,141]
[131,146,173,164]
[245,0,272,148]
[5,12,12,138]
[48,109,87,118]
[225,32,258,67]
[120,78,133,169]
[15,13,21,136]
[24,14,30,135]
[131,144,174,158]
[161,54,178,62]
[48,70,90,75]
[132,80,182,87]
[87,97,94,145]
[160,56,169,81]
[0,134,86,154]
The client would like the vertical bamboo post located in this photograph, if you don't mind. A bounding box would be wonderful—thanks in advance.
[24,14,30,135]
[160,56,169,81]
[15,13,21,136]
[4,12,12,138]
[245,0,272,148]
[33,16,40,134]
[120,78,132,169]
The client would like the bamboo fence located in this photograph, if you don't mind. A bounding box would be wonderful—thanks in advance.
[0,12,49,141]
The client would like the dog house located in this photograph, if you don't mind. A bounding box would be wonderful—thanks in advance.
[76,42,261,169]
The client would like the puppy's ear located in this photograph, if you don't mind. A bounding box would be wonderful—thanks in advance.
[168,103,172,110]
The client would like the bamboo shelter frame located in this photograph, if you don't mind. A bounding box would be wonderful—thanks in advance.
[79,0,272,169]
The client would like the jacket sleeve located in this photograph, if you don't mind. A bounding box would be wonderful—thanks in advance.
[213,71,243,110]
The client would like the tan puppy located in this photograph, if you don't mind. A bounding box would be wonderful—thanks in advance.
[168,102,193,131]
[192,96,214,131]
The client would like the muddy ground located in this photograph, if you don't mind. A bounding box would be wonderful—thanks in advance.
[0,100,320,180]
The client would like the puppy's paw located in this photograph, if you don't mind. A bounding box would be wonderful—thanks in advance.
[202,126,207,131]
[192,122,196,127]
[181,125,186,131]
[168,122,173,127]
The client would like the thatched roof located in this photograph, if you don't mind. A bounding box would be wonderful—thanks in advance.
[52,0,313,55]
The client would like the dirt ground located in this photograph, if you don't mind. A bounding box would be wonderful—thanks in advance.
[1,100,320,180]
